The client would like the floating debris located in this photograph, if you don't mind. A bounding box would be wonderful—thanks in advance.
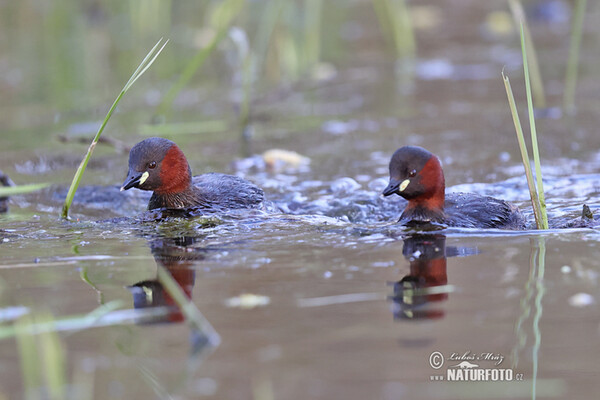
[568,293,595,308]
[225,294,271,309]
[262,149,310,172]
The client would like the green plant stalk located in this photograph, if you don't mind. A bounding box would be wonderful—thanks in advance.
[510,246,536,368]
[0,301,123,340]
[15,314,41,400]
[253,0,285,78]
[240,54,253,127]
[532,237,546,400]
[520,22,548,229]
[303,0,322,70]
[372,0,416,59]
[156,264,220,346]
[372,0,392,46]
[0,183,49,197]
[80,267,105,305]
[508,0,546,109]
[239,52,255,158]
[563,0,587,112]
[39,315,66,400]
[61,38,168,219]
[502,71,543,228]
[278,29,300,80]
[395,0,416,58]
[16,313,67,400]
[156,0,244,116]
[156,30,226,116]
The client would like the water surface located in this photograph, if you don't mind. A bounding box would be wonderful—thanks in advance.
[1,1,600,399]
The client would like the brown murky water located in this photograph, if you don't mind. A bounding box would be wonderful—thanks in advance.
[2,1,600,399]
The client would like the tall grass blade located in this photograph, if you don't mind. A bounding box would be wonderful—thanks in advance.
[563,0,587,113]
[253,0,285,78]
[156,29,227,116]
[520,22,548,229]
[15,313,67,400]
[39,315,66,400]
[303,0,322,70]
[372,0,416,59]
[0,301,123,340]
[61,38,168,219]
[502,70,543,228]
[156,0,245,116]
[156,264,220,346]
[15,314,41,400]
[508,0,546,109]
[0,183,49,197]
[531,237,546,399]
[124,39,169,91]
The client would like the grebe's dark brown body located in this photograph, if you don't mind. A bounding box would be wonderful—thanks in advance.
[383,146,525,229]
[121,137,264,211]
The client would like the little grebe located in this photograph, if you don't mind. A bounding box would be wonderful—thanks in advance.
[382,146,525,229]
[121,137,264,211]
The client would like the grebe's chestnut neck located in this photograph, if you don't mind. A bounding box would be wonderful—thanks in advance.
[382,146,446,223]
[121,137,202,210]
[121,137,265,211]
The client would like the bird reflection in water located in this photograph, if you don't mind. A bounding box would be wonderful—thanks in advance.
[128,236,205,324]
[390,234,477,320]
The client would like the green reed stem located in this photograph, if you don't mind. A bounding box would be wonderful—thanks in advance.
[502,70,543,229]
[0,301,123,340]
[372,0,416,59]
[532,236,546,399]
[303,0,322,70]
[156,264,220,346]
[61,38,168,219]
[156,0,244,117]
[156,29,226,117]
[520,22,548,229]
[254,0,285,77]
[15,314,41,400]
[563,0,587,113]
[508,0,546,109]
[16,313,66,400]
[0,183,49,197]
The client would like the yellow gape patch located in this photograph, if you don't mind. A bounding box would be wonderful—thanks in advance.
[399,179,410,192]
[139,171,150,185]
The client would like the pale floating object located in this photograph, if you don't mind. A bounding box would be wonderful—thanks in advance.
[262,149,310,172]
[225,294,271,309]
[568,293,595,308]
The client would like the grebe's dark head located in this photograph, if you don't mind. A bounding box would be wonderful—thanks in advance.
[121,137,192,195]
[382,146,446,222]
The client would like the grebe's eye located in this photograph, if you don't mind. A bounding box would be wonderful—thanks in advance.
[148,161,157,169]
[408,169,417,177]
